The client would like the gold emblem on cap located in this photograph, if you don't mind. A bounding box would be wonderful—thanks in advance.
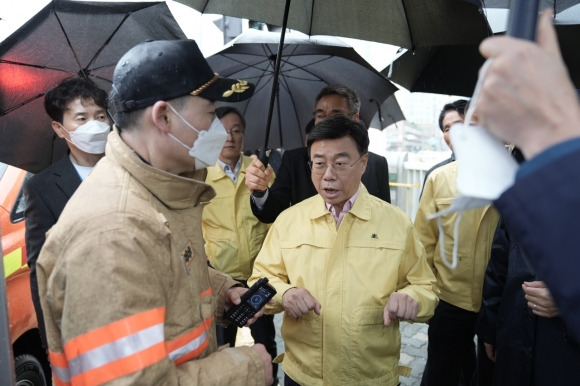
[222,80,250,97]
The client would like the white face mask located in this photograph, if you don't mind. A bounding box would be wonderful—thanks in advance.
[166,103,228,170]
[62,120,110,154]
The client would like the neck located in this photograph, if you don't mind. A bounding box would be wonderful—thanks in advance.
[331,203,345,213]
[69,148,104,167]
[220,155,239,170]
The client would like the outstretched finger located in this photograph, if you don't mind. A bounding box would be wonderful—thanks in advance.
[537,9,561,58]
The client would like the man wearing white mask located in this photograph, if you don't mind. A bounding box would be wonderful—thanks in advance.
[36,39,273,385]
[24,76,110,376]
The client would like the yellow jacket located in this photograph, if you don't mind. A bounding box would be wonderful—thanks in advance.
[250,185,438,386]
[202,155,273,281]
[414,162,499,312]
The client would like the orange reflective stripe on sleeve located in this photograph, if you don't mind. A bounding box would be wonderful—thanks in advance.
[167,317,213,366]
[54,307,167,385]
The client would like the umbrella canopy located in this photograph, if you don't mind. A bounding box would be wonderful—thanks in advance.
[206,29,398,152]
[383,45,486,97]
[0,0,187,173]
[370,95,406,130]
[179,0,492,49]
[384,16,580,97]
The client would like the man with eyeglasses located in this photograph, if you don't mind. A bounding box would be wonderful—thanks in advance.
[245,84,391,224]
[249,114,438,385]
[202,106,279,385]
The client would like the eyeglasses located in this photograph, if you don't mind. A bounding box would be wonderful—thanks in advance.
[308,154,366,175]
[226,129,244,137]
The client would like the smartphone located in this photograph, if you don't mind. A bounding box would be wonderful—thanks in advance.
[225,278,277,328]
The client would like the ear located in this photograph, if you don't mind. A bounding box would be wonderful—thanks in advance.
[151,101,171,135]
[359,152,369,173]
[353,112,360,120]
[52,121,66,139]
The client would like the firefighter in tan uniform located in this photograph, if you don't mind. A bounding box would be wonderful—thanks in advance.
[37,39,273,385]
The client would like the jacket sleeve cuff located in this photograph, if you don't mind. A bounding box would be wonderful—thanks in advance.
[208,267,243,323]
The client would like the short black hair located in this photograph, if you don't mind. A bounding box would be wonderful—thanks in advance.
[215,106,246,129]
[307,114,368,157]
[111,94,190,133]
[315,85,361,115]
[44,77,107,124]
[304,118,315,135]
[438,99,468,131]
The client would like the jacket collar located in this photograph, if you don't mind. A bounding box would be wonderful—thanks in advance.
[309,183,372,222]
[206,154,250,184]
[106,128,216,209]
[52,154,83,198]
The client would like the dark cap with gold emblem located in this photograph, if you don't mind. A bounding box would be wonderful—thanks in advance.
[110,39,254,113]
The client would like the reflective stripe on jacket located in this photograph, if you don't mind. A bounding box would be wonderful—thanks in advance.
[250,185,439,385]
[37,129,266,385]
[415,162,499,312]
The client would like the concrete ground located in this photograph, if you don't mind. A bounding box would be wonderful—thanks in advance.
[237,314,429,385]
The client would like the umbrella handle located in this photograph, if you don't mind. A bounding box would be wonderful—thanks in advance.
[506,0,539,41]
[252,148,271,198]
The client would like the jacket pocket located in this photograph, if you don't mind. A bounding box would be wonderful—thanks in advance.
[348,306,399,380]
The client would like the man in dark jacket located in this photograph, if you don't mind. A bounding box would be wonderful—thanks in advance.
[476,216,580,385]
[478,10,580,342]
[245,85,391,224]
[24,76,110,360]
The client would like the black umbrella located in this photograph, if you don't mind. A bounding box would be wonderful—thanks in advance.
[206,29,398,152]
[0,0,187,173]
[384,14,580,96]
[370,95,406,130]
[383,45,486,97]
[180,0,492,49]
[181,0,492,166]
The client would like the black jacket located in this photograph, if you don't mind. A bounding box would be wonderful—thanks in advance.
[476,219,580,385]
[24,155,82,348]
[251,147,390,223]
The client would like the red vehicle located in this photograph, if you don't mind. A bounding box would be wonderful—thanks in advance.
[1,162,49,385]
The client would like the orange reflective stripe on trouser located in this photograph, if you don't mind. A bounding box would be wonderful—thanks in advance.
[50,307,167,385]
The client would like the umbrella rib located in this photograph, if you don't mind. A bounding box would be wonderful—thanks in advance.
[277,74,307,144]
[220,53,328,83]
[401,0,415,50]
[220,54,274,74]
[86,12,133,72]
[54,10,85,76]
[0,59,75,73]
[0,93,45,116]
[199,0,211,13]
[308,0,315,35]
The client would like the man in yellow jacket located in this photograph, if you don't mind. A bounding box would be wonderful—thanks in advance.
[202,106,278,383]
[415,154,499,385]
[250,114,438,386]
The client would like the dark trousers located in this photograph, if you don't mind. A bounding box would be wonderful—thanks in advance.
[475,337,494,386]
[421,300,478,386]
[217,313,278,382]
[284,374,300,386]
